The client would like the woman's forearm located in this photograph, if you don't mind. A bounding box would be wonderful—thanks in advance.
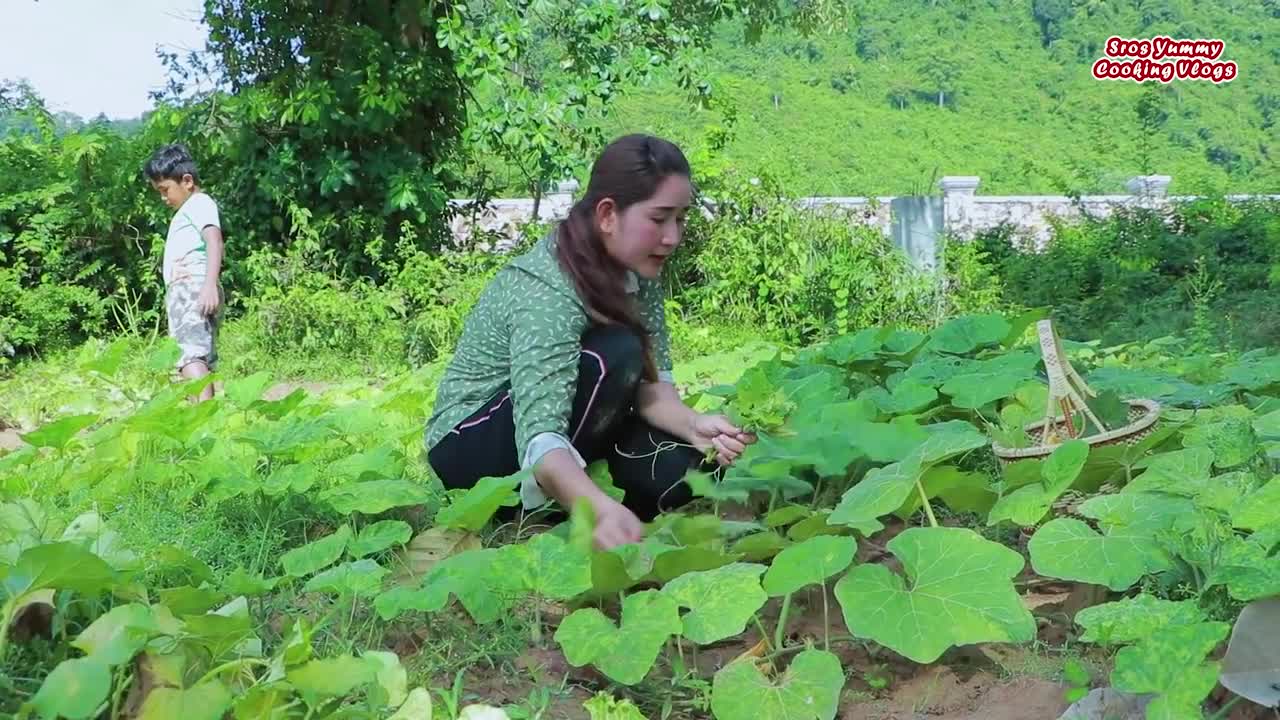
[533,448,609,507]
[635,381,699,444]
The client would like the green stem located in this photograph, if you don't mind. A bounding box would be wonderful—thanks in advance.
[775,593,793,653]
[758,634,861,664]
[531,600,544,646]
[1206,695,1243,720]
[198,658,270,686]
[0,598,16,663]
[822,584,831,652]
[916,479,938,528]
[110,664,130,720]
[252,500,279,577]
[753,614,775,653]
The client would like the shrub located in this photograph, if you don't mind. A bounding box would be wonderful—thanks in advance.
[668,169,938,344]
[974,197,1280,350]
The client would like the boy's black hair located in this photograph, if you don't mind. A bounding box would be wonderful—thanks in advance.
[144,143,200,184]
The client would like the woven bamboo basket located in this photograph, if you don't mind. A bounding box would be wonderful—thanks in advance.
[990,320,1162,465]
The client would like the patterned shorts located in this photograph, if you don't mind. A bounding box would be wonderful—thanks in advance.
[165,280,222,371]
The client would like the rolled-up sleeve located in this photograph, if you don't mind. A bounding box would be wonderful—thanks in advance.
[507,277,590,506]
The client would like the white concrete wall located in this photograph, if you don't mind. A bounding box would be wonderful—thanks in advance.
[445,176,1280,252]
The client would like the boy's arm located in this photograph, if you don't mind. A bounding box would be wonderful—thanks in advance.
[198,225,223,316]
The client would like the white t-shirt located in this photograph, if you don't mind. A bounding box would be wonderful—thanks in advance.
[163,192,220,285]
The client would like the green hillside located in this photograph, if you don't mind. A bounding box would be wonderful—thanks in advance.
[598,0,1278,197]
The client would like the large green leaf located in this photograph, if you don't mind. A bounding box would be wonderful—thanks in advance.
[388,688,434,720]
[60,512,139,571]
[280,525,351,578]
[828,454,926,535]
[328,445,406,484]
[987,440,1088,527]
[375,548,521,624]
[1074,594,1206,645]
[321,480,431,515]
[72,603,158,664]
[662,563,768,645]
[1111,622,1231,720]
[1028,519,1159,592]
[858,380,938,415]
[364,650,409,709]
[262,462,318,496]
[555,590,681,685]
[834,527,1035,663]
[941,370,1026,409]
[496,532,592,600]
[83,337,131,377]
[732,531,791,562]
[1182,419,1257,469]
[2,541,116,600]
[20,413,99,450]
[434,474,521,532]
[237,416,330,456]
[895,466,996,518]
[927,314,1012,354]
[1126,447,1214,494]
[1231,477,1280,531]
[29,657,112,720]
[829,422,987,534]
[1205,536,1280,602]
[589,538,678,594]
[303,559,388,597]
[137,682,234,720]
[762,536,856,596]
[349,520,412,558]
[710,649,844,720]
[1028,493,1193,590]
[224,371,274,409]
[823,327,890,365]
[287,654,377,700]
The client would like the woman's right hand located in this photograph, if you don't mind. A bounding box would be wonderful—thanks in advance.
[532,447,644,550]
[590,494,645,550]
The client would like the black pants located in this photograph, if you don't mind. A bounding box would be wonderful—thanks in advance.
[427,325,705,521]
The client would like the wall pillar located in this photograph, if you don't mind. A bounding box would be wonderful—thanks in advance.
[939,176,980,240]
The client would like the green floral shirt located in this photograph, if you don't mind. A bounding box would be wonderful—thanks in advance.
[424,231,674,507]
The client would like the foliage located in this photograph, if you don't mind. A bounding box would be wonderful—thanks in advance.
[666,168,940,344]
[605,0,1280,197]
[976,198,1280,350]
[8,309,1280,716]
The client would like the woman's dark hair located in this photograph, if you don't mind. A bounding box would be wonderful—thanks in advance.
[555,134,691,382]
[144,143,200,183]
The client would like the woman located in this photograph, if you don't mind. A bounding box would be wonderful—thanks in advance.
[424,134,755,550]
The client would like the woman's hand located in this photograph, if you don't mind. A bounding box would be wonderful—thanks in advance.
[533,448,645,551]
[690,413,757,466]
[590,494,645,550]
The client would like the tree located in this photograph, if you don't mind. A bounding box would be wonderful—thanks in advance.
[442,0,848,210]
[158,0,843,275]
[1031,0,1071,48]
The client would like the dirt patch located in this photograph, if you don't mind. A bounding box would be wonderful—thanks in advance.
[0,427,25,452]
[432,658,595,720]
[843,666,1070,720]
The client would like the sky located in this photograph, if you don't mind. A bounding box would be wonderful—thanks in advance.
[0,0,209,119]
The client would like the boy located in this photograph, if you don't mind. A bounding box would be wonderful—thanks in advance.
[144,144,224,401]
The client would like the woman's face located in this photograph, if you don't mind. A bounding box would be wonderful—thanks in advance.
[598,174,692,280]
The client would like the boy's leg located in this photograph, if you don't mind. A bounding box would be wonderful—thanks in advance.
[426,324,646,500]
[167,280,218,401]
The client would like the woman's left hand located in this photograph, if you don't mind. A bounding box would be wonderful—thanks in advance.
[690,413,757,467]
